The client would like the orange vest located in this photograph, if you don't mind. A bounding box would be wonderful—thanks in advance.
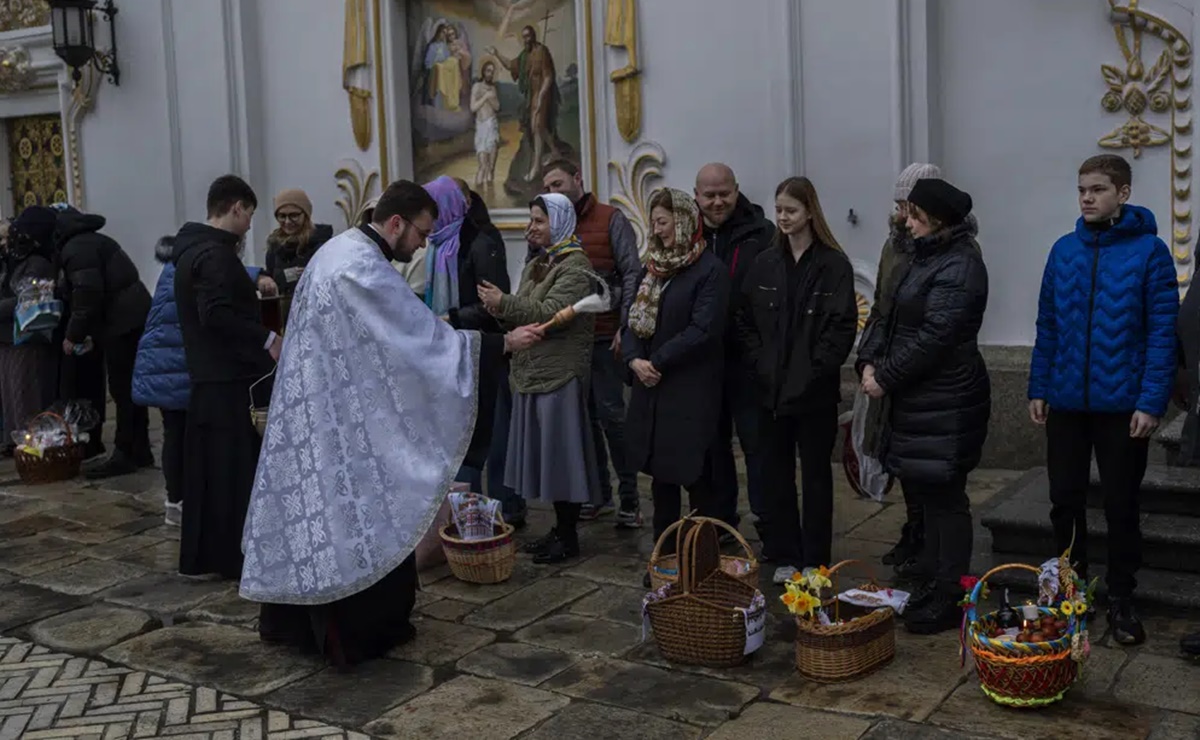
[575,195,619,339]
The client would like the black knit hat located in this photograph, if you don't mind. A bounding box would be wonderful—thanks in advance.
[11,206,58,250]
[907,178,972,227]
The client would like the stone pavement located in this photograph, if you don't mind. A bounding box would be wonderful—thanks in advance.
[1,445,1199,738]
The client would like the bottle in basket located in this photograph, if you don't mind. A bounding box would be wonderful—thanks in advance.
[996,589,1020,637]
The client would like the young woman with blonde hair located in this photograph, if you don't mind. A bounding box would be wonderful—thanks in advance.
[735,176,859,583]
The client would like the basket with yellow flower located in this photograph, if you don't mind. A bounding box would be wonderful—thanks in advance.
[785,559,898,683]
[642,517,766,668]
[962,552,1095,708]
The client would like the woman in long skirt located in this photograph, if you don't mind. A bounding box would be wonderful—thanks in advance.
[478,192,600,564]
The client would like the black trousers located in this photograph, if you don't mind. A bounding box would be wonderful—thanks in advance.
[105,329,150,460]
[161,408,186,504]
[651,457,717,555]
[1046,410,1148,598]
[760,405,838,569]
[908,474,972,592]
[60,346,106,454]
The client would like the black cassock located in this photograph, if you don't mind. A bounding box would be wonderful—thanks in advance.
[257,224,504,668]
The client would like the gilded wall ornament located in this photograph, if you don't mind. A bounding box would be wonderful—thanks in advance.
[334,159,380,230]
[65,65,99,208]
[0,46,35,93]
[0,0,49,33]
[343,0,372,151]
[1102,0,1193,281]
[604,0,641,143]
[607,140,664,253]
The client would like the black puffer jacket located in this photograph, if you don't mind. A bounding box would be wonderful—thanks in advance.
[858,222,990,484]
[264,223,334,296]
[56,210,151,344]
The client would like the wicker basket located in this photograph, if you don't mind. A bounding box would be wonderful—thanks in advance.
[249,368,275,437]
[14,412,84,484]
[793,559,897,683]
[648,515,759,590]
[645,519,764,668]
[440,512,516,584]
[966,563,1084,707]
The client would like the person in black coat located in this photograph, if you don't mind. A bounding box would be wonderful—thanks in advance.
[736,177,859,582]
[0,211,60,450]
[695,163,776,535]
[857,178,990,634]
[174,174,281,580]
[53,205,153,477]
[447,177,510,332]
[624,188,731,580]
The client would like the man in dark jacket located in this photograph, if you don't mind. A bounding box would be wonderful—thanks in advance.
[174,174,281,580]
[543,160,643,526]
[1029,154,1179,646]
[54,206,153,478]
[695,163,776,535]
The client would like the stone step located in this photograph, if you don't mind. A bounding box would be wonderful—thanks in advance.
[975,551,1200,612]
[981,468,1200,574]
[1087,463,1200,517]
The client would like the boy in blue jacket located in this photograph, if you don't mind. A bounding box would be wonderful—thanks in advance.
[1029,154,1179,646]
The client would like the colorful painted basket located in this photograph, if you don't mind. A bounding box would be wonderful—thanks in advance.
[965,563,1087,708]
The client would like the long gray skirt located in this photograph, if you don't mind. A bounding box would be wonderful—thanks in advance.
[505,377,602,504]
[0,343,58,442]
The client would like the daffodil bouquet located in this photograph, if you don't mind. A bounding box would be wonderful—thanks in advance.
[780,566,833,621]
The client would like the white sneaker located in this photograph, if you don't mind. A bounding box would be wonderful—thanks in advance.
[164,501,183,527]
[773,566,798,584]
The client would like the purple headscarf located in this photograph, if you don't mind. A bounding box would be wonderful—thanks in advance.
[422,176,469,315]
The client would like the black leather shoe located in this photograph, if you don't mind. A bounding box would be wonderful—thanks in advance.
[882,522,924,566]
[522,529,558,555]
[904,592,961,635]
[532,537,579,565]
[906,580,937,612]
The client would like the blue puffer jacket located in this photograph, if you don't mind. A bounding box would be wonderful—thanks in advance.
[132,237,261,410]
[1029,205,1179,417]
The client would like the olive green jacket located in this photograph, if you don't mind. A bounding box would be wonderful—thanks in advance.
[499,250,596,395]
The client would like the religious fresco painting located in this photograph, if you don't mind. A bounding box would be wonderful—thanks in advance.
[7,114,68,210]
[405,0,584,212]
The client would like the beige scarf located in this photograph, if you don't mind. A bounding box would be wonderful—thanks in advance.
[628,188,706,339]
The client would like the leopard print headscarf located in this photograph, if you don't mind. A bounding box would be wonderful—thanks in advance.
[628,188,706,339]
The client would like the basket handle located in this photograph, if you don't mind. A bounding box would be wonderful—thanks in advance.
[248,366,276,410]
[967,563,1041,624]
[678,524,699,595]
[649,513,756,563]
[25,411,74,446]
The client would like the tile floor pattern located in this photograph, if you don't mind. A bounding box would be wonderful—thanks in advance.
[0,637,361,740]
[2,421,1200,739]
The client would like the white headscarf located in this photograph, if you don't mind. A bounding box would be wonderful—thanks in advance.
[534,193,579,251]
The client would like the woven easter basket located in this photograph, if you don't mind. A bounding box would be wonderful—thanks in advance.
[14,412,84,484]
[645,519,763,668]
[440,510,516,584]
[793,559,897,683]
[249,369,275,437]
[966,564,1083,707]
[647,515,759,590]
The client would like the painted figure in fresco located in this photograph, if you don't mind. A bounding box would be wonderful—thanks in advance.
[471,60,502,186]
[417,19,472,112]
[488,25,562,181]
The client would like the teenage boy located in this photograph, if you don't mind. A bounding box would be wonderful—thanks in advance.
[1028,153,1179,646]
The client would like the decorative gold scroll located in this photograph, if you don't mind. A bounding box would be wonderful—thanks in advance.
[607,140,664,253]
[1102,0,1194,284]
[344,0,372,151]
[604,0,641,143]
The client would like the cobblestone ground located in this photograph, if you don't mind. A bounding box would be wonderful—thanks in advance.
[0,420,1198,738]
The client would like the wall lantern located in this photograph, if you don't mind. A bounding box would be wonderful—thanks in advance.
[49,0,120,86]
